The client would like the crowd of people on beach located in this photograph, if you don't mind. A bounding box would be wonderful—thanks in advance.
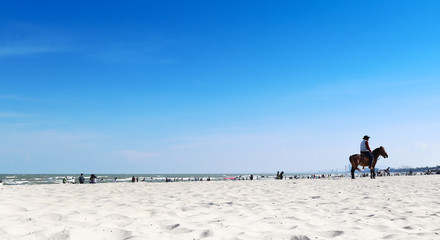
[3,167,437,186]
[62,173,101,184]
[55,168,440,185]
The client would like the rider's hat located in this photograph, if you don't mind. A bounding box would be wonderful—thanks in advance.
[363,135,370,140]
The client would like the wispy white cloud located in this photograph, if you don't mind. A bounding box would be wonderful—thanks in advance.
[0,112,28,118]
[0,123,36,127]
[120,150,160,163]
[85,36,180,64]
[302,77,421,100]
[414,141,428,150]
[0,94,35,101]
[413,141,440,151]
[0,45,58,57]
[0,22,69,58]
[88,48,177,64]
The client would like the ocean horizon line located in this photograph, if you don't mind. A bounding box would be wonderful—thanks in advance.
[0,171,341,176]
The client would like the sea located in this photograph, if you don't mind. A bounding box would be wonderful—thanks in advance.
[0,173,278,185]
[0,172,346,185]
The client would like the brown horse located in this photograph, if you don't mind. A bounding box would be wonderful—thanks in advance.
[349,146,388,179]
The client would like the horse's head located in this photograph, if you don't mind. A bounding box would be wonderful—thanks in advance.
[380,146,388,158]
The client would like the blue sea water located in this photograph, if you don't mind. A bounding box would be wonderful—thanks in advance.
[0,172,352,185]
[0,173,286,185]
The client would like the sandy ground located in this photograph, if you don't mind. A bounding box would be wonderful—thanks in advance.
[0,175,439,240]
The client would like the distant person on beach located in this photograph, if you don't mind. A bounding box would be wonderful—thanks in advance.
[90,174,97,183]
[276,171,284,179]
[79,173,85,184]
[360,135,373,168]
[132,176,136,183]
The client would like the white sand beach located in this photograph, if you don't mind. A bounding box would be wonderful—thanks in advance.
[0,175,439,240]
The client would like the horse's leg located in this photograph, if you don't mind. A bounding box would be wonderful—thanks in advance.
[349,156,356,179]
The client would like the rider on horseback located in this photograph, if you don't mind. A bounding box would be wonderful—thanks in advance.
[360,135,373,168]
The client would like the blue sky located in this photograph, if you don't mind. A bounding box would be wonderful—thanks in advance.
[1,1,439,173]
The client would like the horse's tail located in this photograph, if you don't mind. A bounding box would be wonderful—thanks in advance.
[349,155,362,172]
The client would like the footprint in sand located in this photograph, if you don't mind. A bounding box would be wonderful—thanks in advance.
[49,229,70,240]
[200,229,213,238]
[319,230,344,238]
[167,223,180,230]
[290,235,310,240]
